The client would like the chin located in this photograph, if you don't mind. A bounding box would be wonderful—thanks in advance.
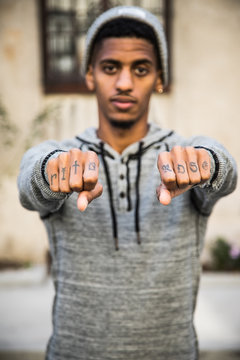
[109,119,136,129]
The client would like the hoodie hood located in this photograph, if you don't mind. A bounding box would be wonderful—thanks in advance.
[76,123,173,158]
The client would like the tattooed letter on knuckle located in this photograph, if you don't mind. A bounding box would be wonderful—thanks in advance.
[161,164,172,173]
[89,162,96,171]
[72,160,80,174]
[202,161,209,170]
[177,164,185,174]
[51,174,57,185]
[189,162,198,172]
[61,167,66,180]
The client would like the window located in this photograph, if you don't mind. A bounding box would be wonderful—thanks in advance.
[39,0,172,93]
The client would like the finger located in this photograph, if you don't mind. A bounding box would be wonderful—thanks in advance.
[171,146,189,189]
[157,151,176,190]
[156,184,172,206]
[77,182,103,211]
[197,149,211,183]
[156,182,193,206]
[184,147,201,185]
[58,152,71,193]
[82,151,99,191]
[69,149,83,192]
[47,158,59,192]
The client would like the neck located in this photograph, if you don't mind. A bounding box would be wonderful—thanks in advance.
[97,120,149,154]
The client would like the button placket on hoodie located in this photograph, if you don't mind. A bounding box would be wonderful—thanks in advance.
[117,158,128,212]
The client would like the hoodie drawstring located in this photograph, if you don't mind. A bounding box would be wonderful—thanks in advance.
[100,141,143,250]
[135,141,143,245]
[100,142,119,250]
[77,130,174,251]
[126,158,132,211]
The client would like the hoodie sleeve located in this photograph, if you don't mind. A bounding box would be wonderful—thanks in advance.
[186,135,237,216]
[17,140,74,218]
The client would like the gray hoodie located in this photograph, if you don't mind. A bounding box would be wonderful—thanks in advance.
[18,123,237,360]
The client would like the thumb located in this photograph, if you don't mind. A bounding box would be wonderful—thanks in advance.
[77,192,89,212]
[156,183,172,206]
[77,182,103,212]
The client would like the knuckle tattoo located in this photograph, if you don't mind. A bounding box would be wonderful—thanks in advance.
[177,164,185,174]
[50,173,57,185]
[189,162,198,173]
[72,160,80,174]
[88,162,96,171]
[61,167,66,181]
[202,161,209,170]
[161,164,172,173]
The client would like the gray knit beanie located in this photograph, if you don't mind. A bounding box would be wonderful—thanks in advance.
[82,6,168,87]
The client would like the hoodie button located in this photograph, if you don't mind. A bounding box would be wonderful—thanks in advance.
[119,192,125,198]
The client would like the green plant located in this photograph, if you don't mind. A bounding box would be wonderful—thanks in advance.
[211,237,240,271]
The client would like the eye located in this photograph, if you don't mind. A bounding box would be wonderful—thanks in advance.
[134,66,149,76]
[102,64,117,74]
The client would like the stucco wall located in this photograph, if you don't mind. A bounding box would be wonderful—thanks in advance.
[0,0,239,263]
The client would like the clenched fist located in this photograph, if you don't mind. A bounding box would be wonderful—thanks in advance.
[46,149,103,211]
[157,146,211,205]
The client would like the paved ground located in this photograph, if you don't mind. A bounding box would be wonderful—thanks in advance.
[0,350,240,360]
[195,273,240,351]
[0,353,44,360]
[0,266,239,359]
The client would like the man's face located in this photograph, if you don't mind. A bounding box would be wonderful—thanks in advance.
[86,37,162,128]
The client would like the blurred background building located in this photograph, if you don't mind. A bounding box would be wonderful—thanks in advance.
[0,0,239,267]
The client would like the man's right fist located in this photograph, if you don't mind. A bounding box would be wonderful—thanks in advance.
[46,149,103,211]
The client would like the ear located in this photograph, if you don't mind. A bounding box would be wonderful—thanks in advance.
[85,65,95,91]
[154,70,163,94]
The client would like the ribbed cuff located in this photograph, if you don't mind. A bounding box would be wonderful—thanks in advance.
[41,149,66,184]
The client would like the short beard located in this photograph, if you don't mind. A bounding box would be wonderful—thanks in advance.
[109,119,136,129]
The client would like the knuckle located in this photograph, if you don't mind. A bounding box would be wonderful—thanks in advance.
[163,176,176,185]
[47,157,58,168]
[201,173,210,181]
[70,148,82,157]
[172,145,181,150]
[59,185,70,193]
[171,145,182,154]
[70,185,82,192]
[88,150,97,156]
[84,174,98,185]
[59,152,70,162]
[185,146,195,156]
[87,151,99,163]
[190,175,201,184]
[158,151,169,162]
[69,178,82,191]
[177,180,190,190]
[197,148,208,158]
[158,151,169,157]
[185,146,194,151]
[178,178,189,187]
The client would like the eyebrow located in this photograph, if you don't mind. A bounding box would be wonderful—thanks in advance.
[99,58,154,66]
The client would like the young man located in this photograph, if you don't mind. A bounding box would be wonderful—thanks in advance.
[18,6,237,360]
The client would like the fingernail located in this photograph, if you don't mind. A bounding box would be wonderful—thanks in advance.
[77,197,88,212]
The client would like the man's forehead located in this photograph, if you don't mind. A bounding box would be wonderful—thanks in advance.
[93,37,157,64]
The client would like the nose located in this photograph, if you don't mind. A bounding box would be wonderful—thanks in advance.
[116,68,133,92]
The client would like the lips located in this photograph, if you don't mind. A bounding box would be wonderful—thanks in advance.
[110,96,136,111]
